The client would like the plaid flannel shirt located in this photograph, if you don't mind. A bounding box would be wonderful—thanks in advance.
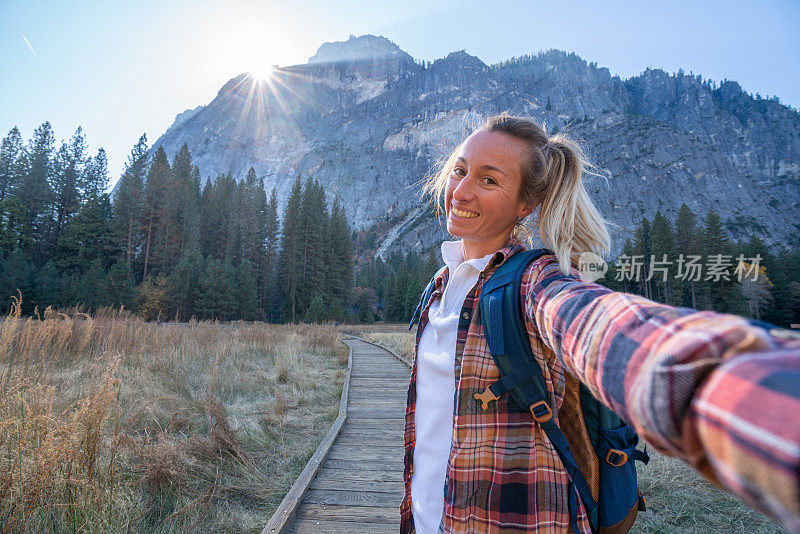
[402,237,800,533]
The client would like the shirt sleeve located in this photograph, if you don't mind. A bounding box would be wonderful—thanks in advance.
[524,256,800,532]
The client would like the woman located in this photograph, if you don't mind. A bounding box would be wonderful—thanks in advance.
[402,113,800,533]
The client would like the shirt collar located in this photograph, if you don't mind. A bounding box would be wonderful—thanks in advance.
[436,237,527,287]
[440,240,496,276]
[487,236,526,270]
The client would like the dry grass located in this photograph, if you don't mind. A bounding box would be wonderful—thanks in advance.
[0,295,347,533]
[359,326,787,534]
[360,331,415,362]
[632,448,786,533]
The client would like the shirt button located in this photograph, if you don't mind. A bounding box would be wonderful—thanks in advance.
[462,311,470,320]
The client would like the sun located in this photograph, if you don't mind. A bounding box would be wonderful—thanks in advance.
[249,65,277,82]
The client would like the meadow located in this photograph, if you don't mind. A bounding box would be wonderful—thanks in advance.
[0,301,787,534]
[0,296,347,533]
[362,331,788,534]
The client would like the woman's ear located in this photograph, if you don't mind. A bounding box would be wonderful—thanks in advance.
[517,201,535,220]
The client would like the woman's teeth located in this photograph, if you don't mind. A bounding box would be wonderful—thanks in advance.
[452,207,479,219]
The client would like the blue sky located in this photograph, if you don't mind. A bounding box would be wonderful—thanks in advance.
[1,0,798,188]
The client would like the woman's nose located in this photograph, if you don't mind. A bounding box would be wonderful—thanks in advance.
[453,174,475,200]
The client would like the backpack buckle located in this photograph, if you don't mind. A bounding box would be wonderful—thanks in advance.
[473,388,499,410]
[606,449,628,466]
[529,401,553,423]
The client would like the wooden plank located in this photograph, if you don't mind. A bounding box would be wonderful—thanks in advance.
[309,476,404,493]
[343,417,406,426]
[347,394,406,400]
[313,466,403,483]
[338,428,403,440]
[349,387,405,392]
[323,458,404,470]
[293,503,400,523]
[328,443,404,455]
[346,407,406,418]
[335,437,403,446]
[349,377,409,382]
[346,403,405,410]
[287,519,399,534]
[326,450,403,463]
[303,488,403,507]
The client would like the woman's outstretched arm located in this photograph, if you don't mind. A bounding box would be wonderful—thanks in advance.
[525,256,800,533]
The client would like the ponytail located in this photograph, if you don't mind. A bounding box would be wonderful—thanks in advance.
[536,135,611,274]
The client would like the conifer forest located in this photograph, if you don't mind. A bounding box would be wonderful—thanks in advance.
[1,122,799,327]
[0,123,353,323]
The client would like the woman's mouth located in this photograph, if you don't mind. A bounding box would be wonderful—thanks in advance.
[451,207,480,219]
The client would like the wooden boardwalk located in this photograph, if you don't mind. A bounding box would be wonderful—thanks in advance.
[264,337,411,533]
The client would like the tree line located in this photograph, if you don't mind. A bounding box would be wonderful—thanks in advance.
[599,205,800,327]
[354,204,799,329]
[0,122,354,322]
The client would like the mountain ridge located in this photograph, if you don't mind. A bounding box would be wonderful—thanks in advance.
[143,34,800,258]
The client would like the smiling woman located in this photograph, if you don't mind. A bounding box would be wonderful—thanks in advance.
[404,113,800,534]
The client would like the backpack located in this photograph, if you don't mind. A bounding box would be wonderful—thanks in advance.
[409,248,649,534]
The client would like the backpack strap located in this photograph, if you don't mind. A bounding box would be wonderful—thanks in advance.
[477,249,601,529]
[408,265,447,330]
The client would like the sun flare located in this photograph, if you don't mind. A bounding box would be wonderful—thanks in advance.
[249,66,277,82]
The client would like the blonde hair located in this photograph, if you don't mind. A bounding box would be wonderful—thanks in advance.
[422,113,611,274]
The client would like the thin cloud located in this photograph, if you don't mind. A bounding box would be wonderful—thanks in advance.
[22,35,37,57]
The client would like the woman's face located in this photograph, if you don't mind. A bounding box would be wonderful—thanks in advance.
[445,130,534,259]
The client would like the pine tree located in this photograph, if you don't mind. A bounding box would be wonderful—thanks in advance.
[107,258,135,309]
[35,259,61,310]
[262,187,280,319]
[77,259,111,311]
[278,175,303,321]
[152,143,194,273]
[328,197,354,309]
[141,147,170,279]
[0,249,34,313]
[50,128,88,256]
[650,210,675,304]
[83,147,109,201]
[184,165,202,253]
[236,258,258,320]
[199,178,216,257]
[701,207,734,311]
[198,257,239,320]
[355,288,376,323]
[305,294,327,323]
[199,172,238,260]
[0,196,34,255]
[17,122,55,262]
[328,297,345,322]
[297,178,328,316]
[0,127,24,202]
[113,134,148,268]
[169,248,204,320]
[673,204,700,308]
[54,189,113,272]
[236,167,261,266]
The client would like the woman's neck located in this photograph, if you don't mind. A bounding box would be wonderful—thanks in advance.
[460,234,513,261]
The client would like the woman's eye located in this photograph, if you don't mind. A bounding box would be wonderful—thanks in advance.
[483,176,497,185]
[452,168,466,177]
